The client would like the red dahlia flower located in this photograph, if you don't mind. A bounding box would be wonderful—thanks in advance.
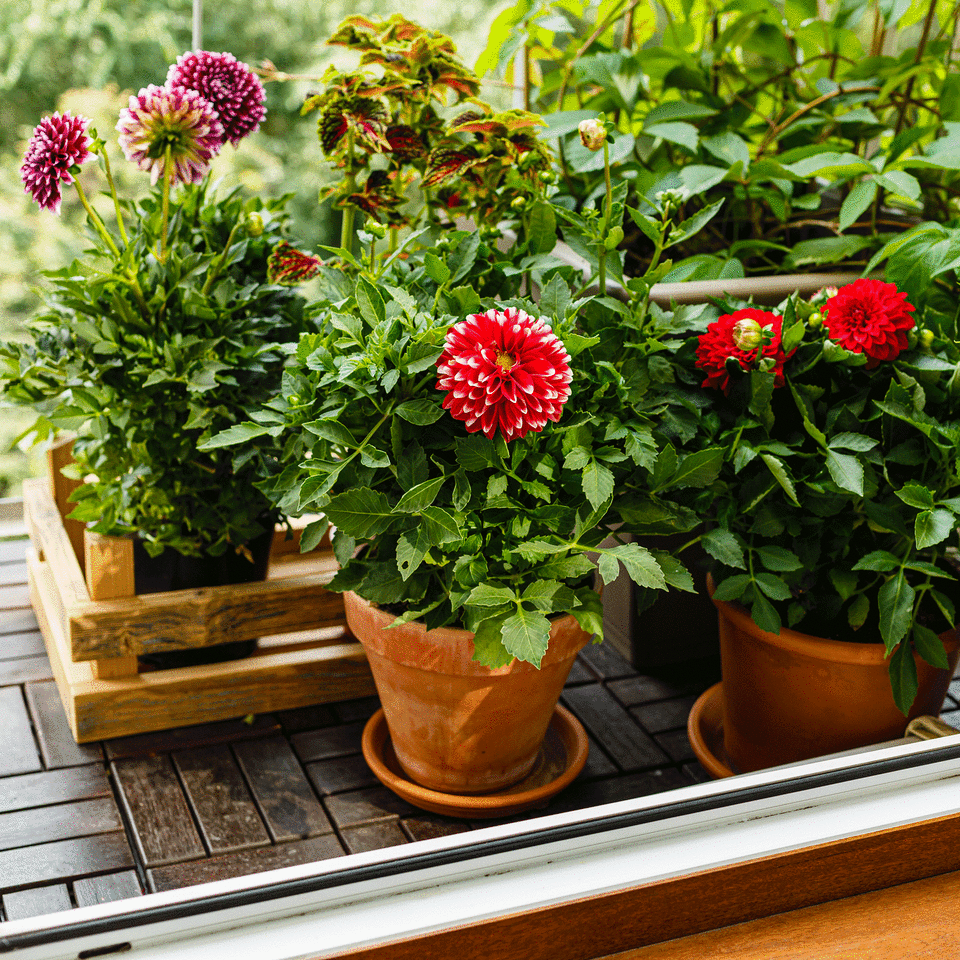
[437,307,572,442]
[696,308,789,394]
[21,112,92,214]
[823,279,915,364]
[167,51,266,147]
[117,85,223,186]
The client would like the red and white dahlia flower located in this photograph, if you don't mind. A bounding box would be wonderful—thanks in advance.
[437,307,572,442]
[167,50,266,147]
[21,112,93,214]
[823,278,915,364]
[695,307,789,394]
[116,85,223,186]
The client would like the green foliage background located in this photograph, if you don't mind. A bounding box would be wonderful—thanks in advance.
[0,0,508,496]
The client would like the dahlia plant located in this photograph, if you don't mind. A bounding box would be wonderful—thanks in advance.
[208,244,714,665]
[1,52,308,558]
[666,276,960,711]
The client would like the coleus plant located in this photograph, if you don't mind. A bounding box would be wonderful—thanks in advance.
[263,14,559,301]
[667,275,960,712]
[1,53,308,557]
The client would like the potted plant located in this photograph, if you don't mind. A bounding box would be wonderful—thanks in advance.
[478,0,960,288]
[1,53,308,662]
[666,267,960,774]
[209,16,726,802]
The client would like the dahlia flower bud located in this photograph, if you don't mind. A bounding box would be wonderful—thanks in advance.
[732,318,765,351]
[920,328,935,349]
[244,212,264,237]
[578,118,607,151]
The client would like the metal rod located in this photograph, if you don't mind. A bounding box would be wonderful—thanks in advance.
[192,0,202,50]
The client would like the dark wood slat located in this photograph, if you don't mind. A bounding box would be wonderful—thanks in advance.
[2,884,72,921]
[0,833,134,894]
[0,686,41,777]
[73,871,142,908]
[305,754,379,796]
[341,820,409,854]
[25,681,102,768]
[290,720,367,763]
[0,796,122,852]
[0,584,30,610]
[0,766,111,814]
[0,654,54,687]
[104,715,281,761]
[111,755,204,868]
[172,745,270,855]
[0,563,27,587]
[323,786,417,830]
[0,539,28,566]
[232,736,333,841]
[400,814,472,843]
[562,685,670,771]
[0,630,46,661]
[0,609,39,637]
[146,835,345,893]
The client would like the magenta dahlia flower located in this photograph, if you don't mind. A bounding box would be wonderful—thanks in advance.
[167,51,266,147]
[116,85,223,186]
[696,308,789,394]
[21,112,93,214]
[437,307,572,442]
[823,279,915,364]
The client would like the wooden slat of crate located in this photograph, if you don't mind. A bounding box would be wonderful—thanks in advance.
[27,548,375,742]
[22,478,347,662]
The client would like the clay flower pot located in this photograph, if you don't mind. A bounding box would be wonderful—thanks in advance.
[712,584,960,773]
[344,591,590,794]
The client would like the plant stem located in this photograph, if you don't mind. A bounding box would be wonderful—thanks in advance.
[598,138,613,297]
[72,180,122,260]
[159,145,174,263]
[340,129,357,253]
[99,149,128,247]
[894,0,938,135]
[201,223,242,296]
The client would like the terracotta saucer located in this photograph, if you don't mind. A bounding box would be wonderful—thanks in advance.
[687,682,738,779]
[361,704,589,819]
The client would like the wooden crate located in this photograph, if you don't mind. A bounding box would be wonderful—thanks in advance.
[24,447,375,743]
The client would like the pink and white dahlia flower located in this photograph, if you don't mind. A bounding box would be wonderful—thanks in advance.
[116,85,223,186]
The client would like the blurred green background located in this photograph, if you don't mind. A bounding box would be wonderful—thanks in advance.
[0,0,510,497]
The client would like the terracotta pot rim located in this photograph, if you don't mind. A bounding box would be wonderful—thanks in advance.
[707,573,960,662]
[343,590,588,676]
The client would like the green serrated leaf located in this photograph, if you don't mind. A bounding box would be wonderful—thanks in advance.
[888,640,919,715]
[501,606,551,667]
[701,528,746,570]
[878,573,915,651]
[913,623,949,669]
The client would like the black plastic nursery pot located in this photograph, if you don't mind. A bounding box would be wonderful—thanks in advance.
[133,522,274,669]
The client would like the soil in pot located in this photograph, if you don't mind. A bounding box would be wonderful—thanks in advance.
[134,522,274,669]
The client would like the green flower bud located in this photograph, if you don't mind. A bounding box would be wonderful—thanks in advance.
[366,220,387,239]
[244,212,264,237]
[732,318,764,351]
[510,195,527,210]
[920,328,934,349]
[807,311,822,327]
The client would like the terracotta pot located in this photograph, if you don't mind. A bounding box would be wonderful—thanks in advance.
[344,591,590,794]
[712,581,960,773]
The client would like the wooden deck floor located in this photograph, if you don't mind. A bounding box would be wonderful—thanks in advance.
[3,527,958,926]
